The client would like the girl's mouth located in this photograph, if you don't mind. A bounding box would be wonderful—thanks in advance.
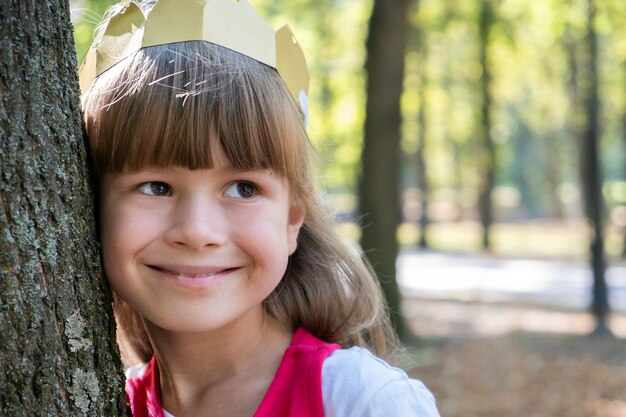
[148,265,238,279]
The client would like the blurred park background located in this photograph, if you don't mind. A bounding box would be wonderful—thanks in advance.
[70,0,626,415]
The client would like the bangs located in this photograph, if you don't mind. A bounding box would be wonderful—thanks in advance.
[82,42,308,182]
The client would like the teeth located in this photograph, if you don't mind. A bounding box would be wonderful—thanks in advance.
[151,266,224,278]
[173,272,218,278]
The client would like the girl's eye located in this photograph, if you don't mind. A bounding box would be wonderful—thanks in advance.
[137,182,171,196]
[224,181,258,199]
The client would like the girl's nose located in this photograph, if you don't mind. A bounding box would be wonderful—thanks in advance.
[164,196,227,250]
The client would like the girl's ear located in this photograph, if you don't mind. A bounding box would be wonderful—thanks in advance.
[287,200,306,255]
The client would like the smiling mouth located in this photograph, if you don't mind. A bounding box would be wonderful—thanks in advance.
[148,265,238,278]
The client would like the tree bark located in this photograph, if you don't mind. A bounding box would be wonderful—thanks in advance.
[359,0,411,341]
[0,1,127,415]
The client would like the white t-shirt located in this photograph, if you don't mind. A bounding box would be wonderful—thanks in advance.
[322,347,440,417]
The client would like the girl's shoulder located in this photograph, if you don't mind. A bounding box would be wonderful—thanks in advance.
[321,347,441,417]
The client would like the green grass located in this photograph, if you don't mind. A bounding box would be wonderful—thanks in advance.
[347,219,626,261]
[406,220,626,260]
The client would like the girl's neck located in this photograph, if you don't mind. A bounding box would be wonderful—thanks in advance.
[144,311,293,417]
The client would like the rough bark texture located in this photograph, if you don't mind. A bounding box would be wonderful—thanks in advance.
[0,1,127,415]
[359,0,410,341]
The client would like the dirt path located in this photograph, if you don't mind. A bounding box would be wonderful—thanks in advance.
[403,299,626,417]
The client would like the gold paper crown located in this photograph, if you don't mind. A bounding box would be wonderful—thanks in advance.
[79,0,309,108]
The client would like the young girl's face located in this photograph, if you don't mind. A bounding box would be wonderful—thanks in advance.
[98,146,304,334]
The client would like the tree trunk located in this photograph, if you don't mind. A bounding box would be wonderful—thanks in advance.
[477,0,496,249]
[416,53,429,249]
[0,1,127,415]
[622,61,626,258]
[579,0,609,335]
[359,0,411,341]
[542,136,564,218]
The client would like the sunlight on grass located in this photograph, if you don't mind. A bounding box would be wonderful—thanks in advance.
[490,222,589,259]
[394,219,626,260]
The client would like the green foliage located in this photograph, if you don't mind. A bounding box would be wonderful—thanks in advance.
[70,0,118,63]
[401,0,626,227]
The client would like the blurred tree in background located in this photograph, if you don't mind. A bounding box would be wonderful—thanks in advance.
[476,0,496,249]
[359,0,412,340]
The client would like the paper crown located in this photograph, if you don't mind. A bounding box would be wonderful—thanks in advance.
[79,0,309,108]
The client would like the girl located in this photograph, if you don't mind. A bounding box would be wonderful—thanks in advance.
[80,1,440,416]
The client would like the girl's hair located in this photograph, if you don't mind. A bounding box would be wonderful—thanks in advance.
[82,41,398,364]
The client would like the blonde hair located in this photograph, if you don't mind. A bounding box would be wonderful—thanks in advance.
[82,41,397,364]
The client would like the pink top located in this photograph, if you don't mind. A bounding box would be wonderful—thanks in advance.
[126,328,340,417]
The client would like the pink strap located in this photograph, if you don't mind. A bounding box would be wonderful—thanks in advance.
[126,357,165,417]
[253,328,340,417]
